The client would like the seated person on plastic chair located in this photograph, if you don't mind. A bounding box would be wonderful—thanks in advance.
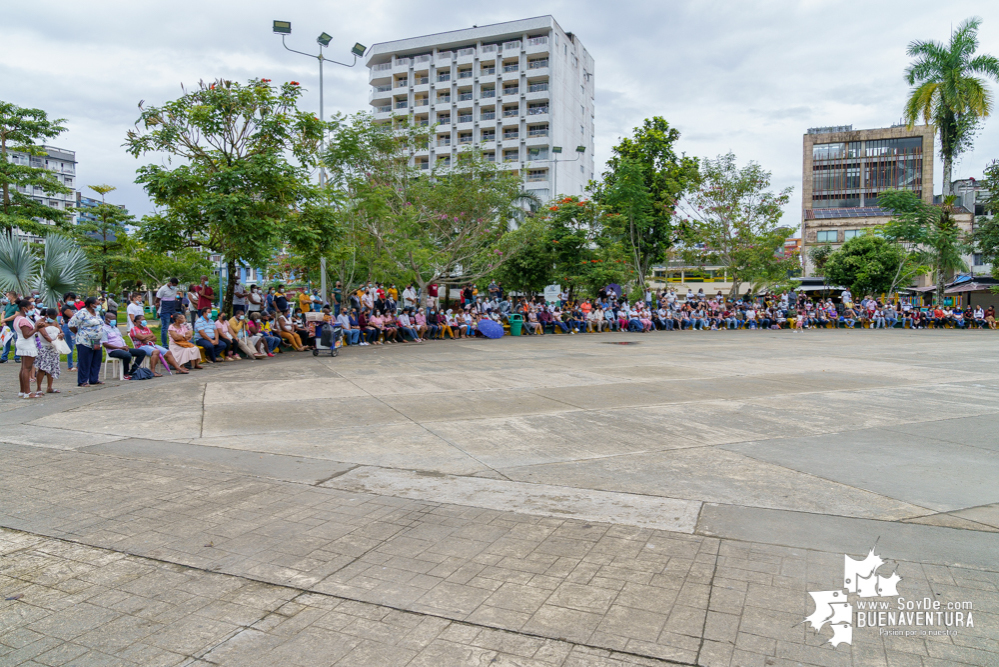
[101,311,146,379]
[129,313,189,375]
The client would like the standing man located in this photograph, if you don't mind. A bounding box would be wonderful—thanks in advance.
[232,278,248,315]
[192,275,214,313]
[1,290,20,363]
[332,281,342,316]
[427,282,438,309]
[403,284,418,309]
[154,278,181,347]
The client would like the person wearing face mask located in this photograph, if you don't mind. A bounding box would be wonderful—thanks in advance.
[33,308,65,394]
[101,311,147,379]
[12,299,44,398]
[247,284,262,315]
[228,311,265,359]
[126,293,145,324]
[68,296,106,387]
[129,313,189,375]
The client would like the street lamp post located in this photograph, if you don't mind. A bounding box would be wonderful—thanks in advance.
[550,145,587,199]
[273,20,366,305]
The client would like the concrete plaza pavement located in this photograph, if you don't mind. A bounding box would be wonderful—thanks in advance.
[1,329,998,666]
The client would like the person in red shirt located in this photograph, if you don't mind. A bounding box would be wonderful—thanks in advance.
[192,275,214,311]
[427,283,439,308]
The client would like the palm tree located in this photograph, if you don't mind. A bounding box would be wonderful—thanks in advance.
[0,232,90,305]
[903,17,999,196]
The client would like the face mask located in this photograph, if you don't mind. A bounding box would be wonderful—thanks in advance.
[140,320,147,326]
[47,317,55,323]
[238,315,245,320]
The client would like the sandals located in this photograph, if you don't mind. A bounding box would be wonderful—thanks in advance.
[46,389,60,394]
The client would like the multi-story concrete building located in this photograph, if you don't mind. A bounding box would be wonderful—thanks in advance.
[801,124,934,274]
[7,146,77,238]
[365,16,595,204]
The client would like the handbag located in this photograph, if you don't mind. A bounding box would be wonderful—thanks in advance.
[175,340,196,348]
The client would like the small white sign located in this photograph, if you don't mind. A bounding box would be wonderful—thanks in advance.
[543,284,561,302]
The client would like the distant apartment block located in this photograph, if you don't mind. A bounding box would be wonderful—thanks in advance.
[365,16,595,204]
[6,145,77,238]
[801,124,934,274]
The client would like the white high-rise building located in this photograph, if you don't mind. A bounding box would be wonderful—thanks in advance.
[7,145,77,239]
[366,16,595,204]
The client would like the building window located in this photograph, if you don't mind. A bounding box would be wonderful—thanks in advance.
[813,143,846,160]
[843,230,863,241]
[815,230,838,243]
[973,253,984,266]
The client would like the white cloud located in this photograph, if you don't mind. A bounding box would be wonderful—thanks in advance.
[3,0,998,230]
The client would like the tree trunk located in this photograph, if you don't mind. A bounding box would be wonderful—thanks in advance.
[942,155,953,197]
[223,258,236,314]
[935,259,946,307]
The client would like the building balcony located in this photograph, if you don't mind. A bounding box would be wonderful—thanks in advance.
[369,87,392,103]
[414,99,429,107]
[437,139,452,147]
[527,106,549,117]
[394,101,409,110]
[525,90,549,103]
[502,108,520,118]
[503,132,519,140]
[458,93,473,102]
[393,58,411,71]
[503,63,519,73]
[457,70,474,80]
[525,134,549,147]
[374,104,392,113]
[481,90,496,99]
[458,136,473,144]
[395,79,408,88]
[480,135,496,144]
[437,73,451,83]
[525,36,549,55]
[480,112,496,121]
[503,40,521,52]
[414,54,431,65]
[526,171,549,182]
[435,96,451,105]
[481,67,496,76]
[481,44,498,56]
[457,47,475,64]
[502,88,519,97]
[527,82,548,93]
[457,114,474,127]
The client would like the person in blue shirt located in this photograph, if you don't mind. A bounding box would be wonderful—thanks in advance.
[194,307,227,362]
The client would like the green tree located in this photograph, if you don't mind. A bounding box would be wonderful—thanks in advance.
[0,232,90,305]
[72,185,134,292]
[125,78,331,313]
[490,216,554,296]
[680,153,795,296]
[903,17,999,195]
[823,234,912,297]
[880,189,970,305]
[971,160,999,276]
[808,244,834,274]
[0,101,71,236]
[352,146,527,307]
[596,117,698,290]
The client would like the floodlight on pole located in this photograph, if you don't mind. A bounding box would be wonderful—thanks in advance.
[272,20,366,310]
[550,146,587,199]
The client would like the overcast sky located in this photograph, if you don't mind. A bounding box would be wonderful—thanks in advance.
[4,0,999,229]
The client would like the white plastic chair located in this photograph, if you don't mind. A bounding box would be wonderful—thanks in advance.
[102,353,124,380]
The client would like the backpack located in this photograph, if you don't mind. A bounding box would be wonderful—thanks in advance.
[130,367,154,380]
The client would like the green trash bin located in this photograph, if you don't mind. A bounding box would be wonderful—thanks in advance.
[509,314,523,336]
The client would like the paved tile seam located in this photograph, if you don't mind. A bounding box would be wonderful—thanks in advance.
[0,527,695,667]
